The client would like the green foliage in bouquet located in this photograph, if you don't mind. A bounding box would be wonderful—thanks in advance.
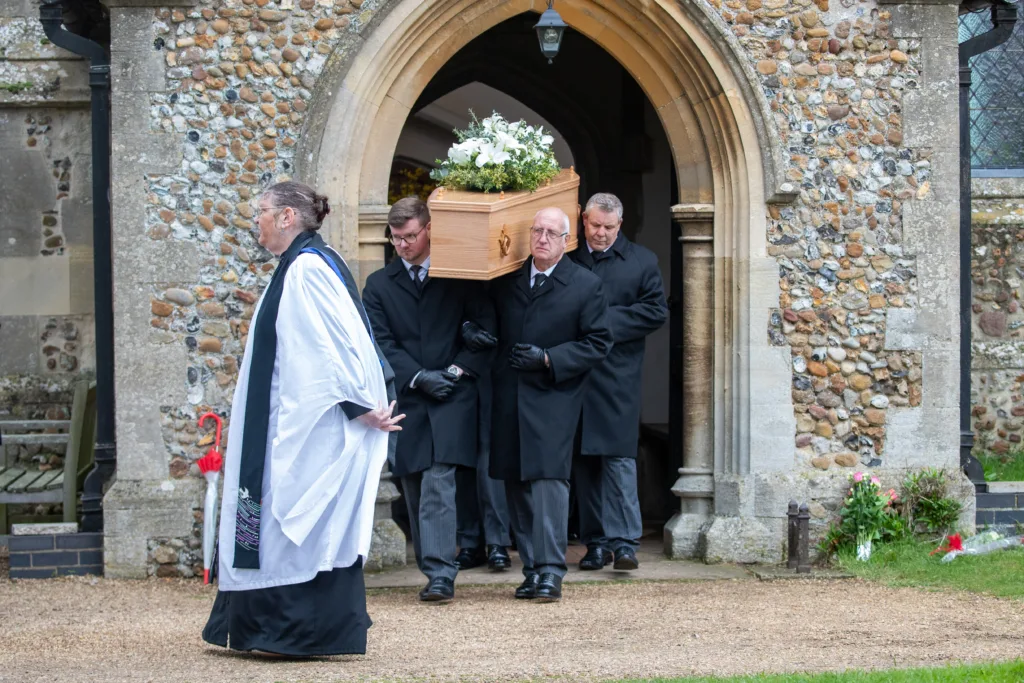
[429,110,560,193]
[819,472,907,558]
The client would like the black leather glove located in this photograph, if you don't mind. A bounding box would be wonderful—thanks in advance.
[461,321,498,351]
[415,369,457,401]
[509,343,547,372]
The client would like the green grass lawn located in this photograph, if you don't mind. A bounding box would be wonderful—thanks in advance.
[835,538,1024,600]
[628,660,1024,682]
[976,451,1024,482]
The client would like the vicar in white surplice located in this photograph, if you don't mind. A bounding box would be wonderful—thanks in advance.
[202,181,404,657]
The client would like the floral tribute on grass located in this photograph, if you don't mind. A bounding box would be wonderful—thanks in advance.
[430,111,560,193]
[820,471,905,561]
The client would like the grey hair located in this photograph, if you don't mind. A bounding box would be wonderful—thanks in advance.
[585,192,623,221]
[534,207,571,235]
[263,181,330,232]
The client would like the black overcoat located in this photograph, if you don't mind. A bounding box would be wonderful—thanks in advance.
[362,259,495,478]
[489,257,612,482]
[571,233,668,458]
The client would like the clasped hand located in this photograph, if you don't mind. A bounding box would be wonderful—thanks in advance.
[509,343,547,372]
[356,400,405,432]
[461,321,498,351]
[416,368,458,401]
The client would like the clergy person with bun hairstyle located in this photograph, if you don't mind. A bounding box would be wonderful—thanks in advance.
[202,181,404,657]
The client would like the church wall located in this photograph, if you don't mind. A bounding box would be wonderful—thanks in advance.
[970,177,1024,463]
[0,2,96,514]
[83,0,970,574]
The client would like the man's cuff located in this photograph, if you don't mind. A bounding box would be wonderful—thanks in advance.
[410,369,423,389]
[340,401,372,420]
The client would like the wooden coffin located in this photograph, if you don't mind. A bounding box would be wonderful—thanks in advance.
[427,168,580,280]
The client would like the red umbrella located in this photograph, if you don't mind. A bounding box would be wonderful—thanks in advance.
[197,412,224,584]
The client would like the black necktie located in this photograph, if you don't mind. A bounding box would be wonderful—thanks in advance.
[532,273,547,294]
[410,265,424,291]
[593,249,610,262]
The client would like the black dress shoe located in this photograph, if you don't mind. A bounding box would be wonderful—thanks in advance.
[454,547,486,570]
[487,545,511,571]
[534,573,562,602]
[514,573,540,599]
[578,545,613,570]
[420,576,455,603]
[613,546,639,570]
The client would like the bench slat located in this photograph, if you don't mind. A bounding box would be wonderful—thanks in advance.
[0,490,62,504]
[0,420,71,431]
[0,467,27,491]
[1,434,71,445]
[46,470,65,491]
[7,470,46,493]
[27,469,63,493]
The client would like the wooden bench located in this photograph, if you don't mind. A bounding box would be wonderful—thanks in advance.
[0,381,96,532]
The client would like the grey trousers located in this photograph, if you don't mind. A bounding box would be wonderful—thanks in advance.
[401,463,458,581]
[505,478,569,578]
[455,449,511,549]
[573,456,642,552]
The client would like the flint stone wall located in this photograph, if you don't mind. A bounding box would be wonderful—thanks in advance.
[90,0,968,573]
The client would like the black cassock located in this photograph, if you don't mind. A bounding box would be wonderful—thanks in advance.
[362,259,495,478]
[571,232,668,458]
[490,257,612,482]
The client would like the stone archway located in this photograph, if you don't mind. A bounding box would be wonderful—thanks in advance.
[298,0,797,558]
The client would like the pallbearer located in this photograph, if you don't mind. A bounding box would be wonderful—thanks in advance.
[362,197,497,603]
[489,207,612,602]
[203,182,404,656]
[571,193,668,571]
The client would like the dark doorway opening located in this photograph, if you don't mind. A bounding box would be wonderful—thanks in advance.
[385,13,684,539]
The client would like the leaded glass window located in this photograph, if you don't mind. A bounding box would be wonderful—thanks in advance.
[959,8,1024,172]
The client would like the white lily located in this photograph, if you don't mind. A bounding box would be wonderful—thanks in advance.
[540,134,554,147]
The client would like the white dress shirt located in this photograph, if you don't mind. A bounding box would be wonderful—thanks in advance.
[402,256,430,282]
[530,260,558,288]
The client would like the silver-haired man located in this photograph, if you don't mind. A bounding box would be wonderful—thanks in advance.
[570,193,667,571]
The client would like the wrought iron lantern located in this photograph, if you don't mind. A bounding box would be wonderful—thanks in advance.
[534,0,568,64]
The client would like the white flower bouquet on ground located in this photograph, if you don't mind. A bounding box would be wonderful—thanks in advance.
[430,111,560,193]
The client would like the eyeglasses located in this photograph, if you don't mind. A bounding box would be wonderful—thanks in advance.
[530,227,568,241]
[388,227,425,245]
[255,205,283,220]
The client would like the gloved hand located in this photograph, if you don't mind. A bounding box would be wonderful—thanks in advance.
[415,369,457,401]
[461,321,498,351]
[509,343,547,372]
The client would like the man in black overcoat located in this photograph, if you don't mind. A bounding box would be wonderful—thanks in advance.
[362,197,496,603]
[570,193,668,571]
[487,206,612,602]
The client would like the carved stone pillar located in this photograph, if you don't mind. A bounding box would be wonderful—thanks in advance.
[663,204,715,558]
[357,204,407,570]
[356,205,391,289]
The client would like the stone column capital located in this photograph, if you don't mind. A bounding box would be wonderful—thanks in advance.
[670,203,714,225]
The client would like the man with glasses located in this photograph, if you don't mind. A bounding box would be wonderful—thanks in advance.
[487,207,612,602]
[362,197,497,603]
[571,193,668,572]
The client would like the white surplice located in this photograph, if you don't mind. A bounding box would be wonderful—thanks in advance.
[217,253,389,592]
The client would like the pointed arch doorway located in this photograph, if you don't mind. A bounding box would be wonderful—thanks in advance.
[300,0,796,559]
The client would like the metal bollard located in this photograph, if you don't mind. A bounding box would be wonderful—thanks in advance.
[796,503,811,574]
[786,500,799,569]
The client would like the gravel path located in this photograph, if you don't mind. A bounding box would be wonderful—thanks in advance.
[1,575,1022,683]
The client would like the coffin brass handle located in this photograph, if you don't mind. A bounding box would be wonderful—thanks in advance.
[498,226,511,258]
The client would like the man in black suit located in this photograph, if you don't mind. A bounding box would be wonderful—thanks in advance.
[570,193,667,571]
[486,206,612,602]
[362,197,496,603]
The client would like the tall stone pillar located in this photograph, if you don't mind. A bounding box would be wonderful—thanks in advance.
[356,205,407,570]
[664,204,715,557]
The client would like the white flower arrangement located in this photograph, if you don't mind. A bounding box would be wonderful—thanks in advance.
[430,111,560,193]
